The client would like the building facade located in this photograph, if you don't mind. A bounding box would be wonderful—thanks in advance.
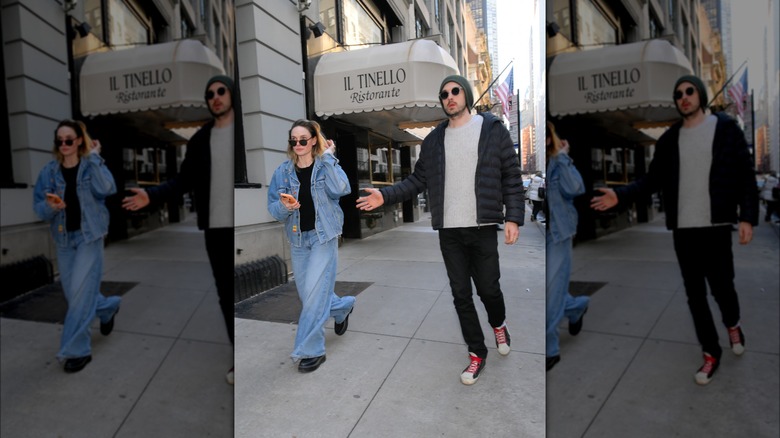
[1,0,234,288]
[546,0,703,240]
[233,0,480,274]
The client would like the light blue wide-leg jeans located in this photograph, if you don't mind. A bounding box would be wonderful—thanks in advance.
[290,230,355,361]
[546,232,589,358]
[56,232,121,360]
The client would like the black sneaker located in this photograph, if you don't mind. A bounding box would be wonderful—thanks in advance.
[298,355,326,373]
[100,306,119,336]
[694,353,719,385]
[728,325,745,356]
[335,307,353,336]
[64,355,92,373]
[569,307,587,336]
[546,355,560,372]
[460,353,485,385]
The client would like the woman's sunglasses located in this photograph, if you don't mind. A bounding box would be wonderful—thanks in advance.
[54,139,77,146]
[674,87,695,100]
[288,138,312,147]
[206,87,227,100]
[439,87,462,100]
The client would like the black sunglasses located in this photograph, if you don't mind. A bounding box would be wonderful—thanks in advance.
[674,86,695,100]
[206,87,227,100]
[288,138,312,147]
[54,139,77,146]
[439,87,462,100]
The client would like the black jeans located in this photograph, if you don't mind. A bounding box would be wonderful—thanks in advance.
[439,226,506,358]
[204,227,235,345]
[673,226,741,359]
[531,200,543,220]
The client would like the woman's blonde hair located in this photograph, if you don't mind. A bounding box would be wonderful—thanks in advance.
[53,119,92,163]
[287,119,328,166]
[545,121,562,164]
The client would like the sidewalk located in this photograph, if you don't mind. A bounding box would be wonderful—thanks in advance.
[0,217,233,437]
[548,214,780,437]
[235,205,546,437]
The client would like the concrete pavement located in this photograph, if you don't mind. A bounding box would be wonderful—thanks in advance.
[547,213,780,437]
[7,202,772,437]
[235,206,546,437]
[0,217,233,437]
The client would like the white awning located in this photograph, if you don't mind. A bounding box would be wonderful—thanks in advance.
[79,40,225,122]
[313,40,458,141]
[548,39,693,123]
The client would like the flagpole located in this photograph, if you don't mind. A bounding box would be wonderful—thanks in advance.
[709,60,748,107]
[472,60,514,110]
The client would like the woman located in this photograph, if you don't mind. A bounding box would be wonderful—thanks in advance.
[545,121,589,371]
[267,119,354,373]
[33,120,120,373]
[528,171,545,221]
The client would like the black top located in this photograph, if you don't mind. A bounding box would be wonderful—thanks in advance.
[296,163,315,231]
[62,162,81,231]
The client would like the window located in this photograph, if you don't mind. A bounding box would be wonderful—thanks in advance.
[84,0,105,42]
[576,0,617,48]
[181,15,193,39]
[415,13,424,39]
[649,12,663,39]
[108,0,149,49]
[552,0,573,41]
[133,147,166,185]
[320,0,338,38]
[342,0,383,49]
[595,147,637,185]
[367,134,400,185]
[213,10,220,46]
[448,14,455,50]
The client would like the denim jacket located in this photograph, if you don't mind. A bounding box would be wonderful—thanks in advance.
[267,152,351,247]
[33,153,117,247]
[546,152,585,243]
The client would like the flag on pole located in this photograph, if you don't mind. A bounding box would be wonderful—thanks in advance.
[727,68,748,119]
[495,67,514,115]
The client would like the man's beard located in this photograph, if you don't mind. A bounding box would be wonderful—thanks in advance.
[209,106,231,119]
[676,101,700,119]
[445,103,467,118]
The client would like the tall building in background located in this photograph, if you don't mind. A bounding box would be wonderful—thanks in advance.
[721,0,734,76]
[467,0,500,82]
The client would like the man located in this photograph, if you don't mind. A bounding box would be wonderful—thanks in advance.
[122,75,236,384]
[591,74,758,385]
[357,75,524,385]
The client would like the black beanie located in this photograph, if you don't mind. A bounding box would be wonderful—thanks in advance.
[673,75,708,113]
[439,75,474,112]
[205,75,235,103]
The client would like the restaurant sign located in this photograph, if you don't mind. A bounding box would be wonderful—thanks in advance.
[80,40,225,118]
[318,64,417,113]
[577,67,641,105]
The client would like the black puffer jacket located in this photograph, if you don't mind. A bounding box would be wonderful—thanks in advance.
[380,112,524,229]
[615,112,758,229]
